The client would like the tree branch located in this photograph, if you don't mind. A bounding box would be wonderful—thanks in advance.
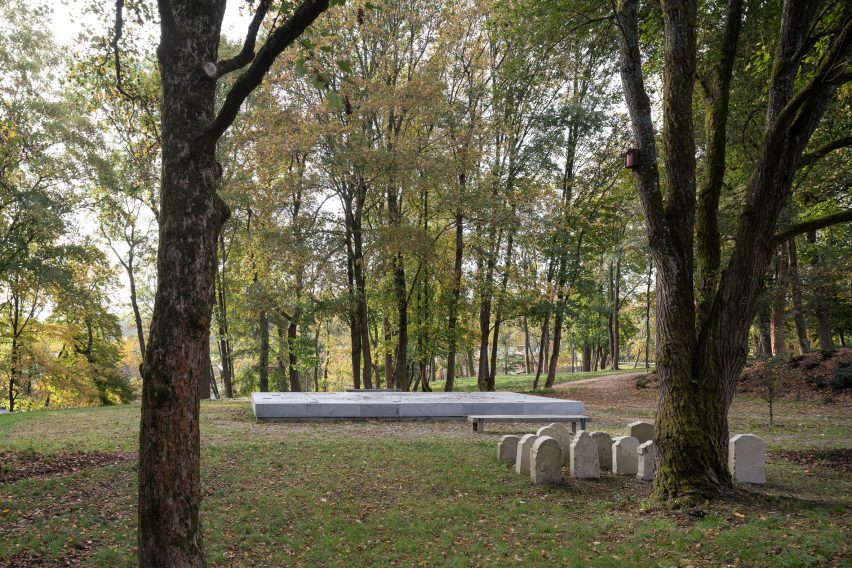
[215,0,272,78]
[797,135,852,168]
[770,16,852,138]
[112,0,136,101]
[613,0,665,244]
[774,210,852,244]
[202,0,331,143]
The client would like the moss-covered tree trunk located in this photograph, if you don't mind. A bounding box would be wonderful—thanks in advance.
[614,0,847,503]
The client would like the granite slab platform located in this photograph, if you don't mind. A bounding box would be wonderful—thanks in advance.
[251,391,584,421]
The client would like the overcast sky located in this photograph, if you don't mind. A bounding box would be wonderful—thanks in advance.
[49,0,252,46]
[45,1,252,320]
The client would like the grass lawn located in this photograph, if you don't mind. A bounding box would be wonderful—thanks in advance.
[0,384,849,567]
[446,366,653,392]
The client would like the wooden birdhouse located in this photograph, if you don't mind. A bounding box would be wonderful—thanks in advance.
[626,148,639,169]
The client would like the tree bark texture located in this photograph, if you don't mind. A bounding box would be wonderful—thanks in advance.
[615,0,849,503]
[139,1,330,564]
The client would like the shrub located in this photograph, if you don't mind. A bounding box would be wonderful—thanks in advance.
[830,364,852,390]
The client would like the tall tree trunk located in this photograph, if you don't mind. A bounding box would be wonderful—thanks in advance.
[288,321,301,392]
[581,342,591,372]
[445,205,464,391]
[352,207,372,389]
[346,217,361,390]
[544,292,565,388]
[138,2,329,564]
[215,242,234,398]
[570,336,575,373]
[770,246,790,355]
[275,322,290,392]
[489,224,514,389]
[384,315,394,389]
[644,261,652,368]
[477,293,491,390]
[8,295,20,412]
[787,238,809,353]
[258,310,269,391]
[138,10,227,564]
[388,186,408,391]
[808,230,835,350]
[616,0,846,503]
[126,256,146,359]
[533,314,550,388]
[611,255,621,370]
[757,302,773,354]
[523,317,531,374]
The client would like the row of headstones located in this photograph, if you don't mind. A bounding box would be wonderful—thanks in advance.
[498,421,766,485]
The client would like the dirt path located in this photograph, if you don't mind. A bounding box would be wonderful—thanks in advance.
[552,371,650,390]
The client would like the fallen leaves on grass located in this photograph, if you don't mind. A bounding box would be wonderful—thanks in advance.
[767,449,852,474]
[0,450,136,485]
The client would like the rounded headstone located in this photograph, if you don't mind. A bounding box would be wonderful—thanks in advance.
[569,431,601,479]
[612,436,639,475]
[626,421,654,444]
[515,434,540,476]
[498,435,521,463]
[530,436,563,484]
[589,431,613,471]
[536,425,570,464]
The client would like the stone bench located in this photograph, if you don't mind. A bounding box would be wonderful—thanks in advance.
[468,415,588,433]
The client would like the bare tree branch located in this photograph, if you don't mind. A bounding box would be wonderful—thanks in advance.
[774,210,852,244]
[202,0,331,143]
[215,0,272,78]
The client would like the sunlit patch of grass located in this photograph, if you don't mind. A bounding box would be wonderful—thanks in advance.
[448,366,653,392]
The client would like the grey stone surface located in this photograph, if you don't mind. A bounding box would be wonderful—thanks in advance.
[252,392,584,420]
[636,440,657,481]
[728,433,766,484]
[569,431,601,479]
[536,424,570,465]
[515,434,540,475]
[612,436,639,475]
[530,436,563,484]
[589,431,613,471]
[626,421,654,444]
[498,435,521,463]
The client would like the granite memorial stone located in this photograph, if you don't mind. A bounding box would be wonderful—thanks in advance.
[530,436,563,484]
[728,433,766,484]
[589,431,613,471]
[569,431,601,479]
[636,440,657,481]
[498,435,521,463]
[515,434,540,475]
[626,421,654,444]
[612,436,639,475]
